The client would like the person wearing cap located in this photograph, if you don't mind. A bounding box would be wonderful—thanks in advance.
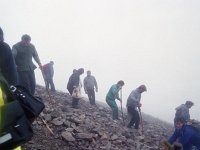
[12,34,42,95]
[67,68,84,108]
[168,117,200,150]
[126,84,147,129]
[106,80,125,120]
[174,101,194,124]
[42,61,55,92]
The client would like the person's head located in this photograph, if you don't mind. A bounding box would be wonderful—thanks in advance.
[138,84,147,93]
[117,80,125,89]
[174,117,185,129]
[78,68,84,75]
[73,69,77,74]
[50,61,54,65]
[87,70,91,76]
[185,100,194,108]
[0,27,4,42]
[21,34,31,46]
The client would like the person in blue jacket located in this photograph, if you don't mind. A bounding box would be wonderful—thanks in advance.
[106,80,125,121]
[168,117,200,150]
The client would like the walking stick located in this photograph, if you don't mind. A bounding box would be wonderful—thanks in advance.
[40,116,54,135]
[138,107,144,134]
[120,89,125,126]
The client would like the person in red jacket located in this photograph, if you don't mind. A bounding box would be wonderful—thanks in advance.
[42,61,55,92]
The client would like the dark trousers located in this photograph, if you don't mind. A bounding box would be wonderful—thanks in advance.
[72,98,79,108]
[46,78,55,91]
[18,70,36,95]
[127,106,140,129]
[86,88,95,105]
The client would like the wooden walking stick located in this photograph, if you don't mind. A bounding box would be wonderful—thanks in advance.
[40,116,54,135]
[138,107,144,134]
[120,89,125,126]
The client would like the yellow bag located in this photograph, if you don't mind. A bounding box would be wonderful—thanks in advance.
[0,87,21,150]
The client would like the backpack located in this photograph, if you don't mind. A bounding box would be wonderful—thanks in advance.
[186,119,200,132]
[0,73,33,150]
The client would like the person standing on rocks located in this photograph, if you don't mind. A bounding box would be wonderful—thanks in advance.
[12,34,42,95]
[42,61,55,92]
[174,100,194,124]
[83,70,98,105]
[67,68,84,108]
[126,85,147,129]
[106,80,125,121]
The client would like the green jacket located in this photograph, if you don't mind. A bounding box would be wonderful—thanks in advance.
[106,84,120,101]
[12,42,41,71]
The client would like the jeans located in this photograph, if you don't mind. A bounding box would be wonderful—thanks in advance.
[127,106,140,129]
[86,88,95,105]
[46,78,55,91]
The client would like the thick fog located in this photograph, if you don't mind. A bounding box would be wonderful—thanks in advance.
[1,0,200,123]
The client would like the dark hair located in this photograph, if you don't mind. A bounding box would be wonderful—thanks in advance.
[185,101,194,106]
[78,68,84,74]
[174,117,185,123]
[0,27,3,36]
[0,27,4,41]
[117,80,125,86]
[21,34,31,41]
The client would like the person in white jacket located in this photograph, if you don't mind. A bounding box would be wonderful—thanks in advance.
[126,85,147,129]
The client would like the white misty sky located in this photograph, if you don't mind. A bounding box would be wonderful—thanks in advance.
[1,0,200,122]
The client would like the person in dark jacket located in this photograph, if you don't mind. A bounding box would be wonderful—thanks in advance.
[174,101,194,124]
[67,68,84,108]
[106,80,125,121]
[12,34,42,95]
[168,117,200,150]
[0,27,18,85]
[0,27,21,150]
[42,61,55,92]
[126,85,147,129]
[83,70,98,105]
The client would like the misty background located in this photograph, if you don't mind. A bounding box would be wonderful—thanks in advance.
[1,0,200,123]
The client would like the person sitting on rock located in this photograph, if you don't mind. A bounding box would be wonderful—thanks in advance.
[168,117,200,150]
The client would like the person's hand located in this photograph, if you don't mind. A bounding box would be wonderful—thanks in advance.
[138,103,142,107]
[39,63,43,70]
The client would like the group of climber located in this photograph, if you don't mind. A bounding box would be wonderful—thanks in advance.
[1,26,200,150]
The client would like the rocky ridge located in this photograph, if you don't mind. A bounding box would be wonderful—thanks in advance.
[23,85,173,150]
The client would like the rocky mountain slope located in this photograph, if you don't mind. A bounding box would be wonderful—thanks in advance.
[22,85,173,150]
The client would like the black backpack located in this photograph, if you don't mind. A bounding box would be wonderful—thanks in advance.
[0,74,33,150]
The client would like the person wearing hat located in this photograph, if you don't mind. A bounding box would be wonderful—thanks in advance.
[174,100,194,124]
[126,84,147,129]
[168,117,200,150]
[42,61,55,92]
[12,34,42,95]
